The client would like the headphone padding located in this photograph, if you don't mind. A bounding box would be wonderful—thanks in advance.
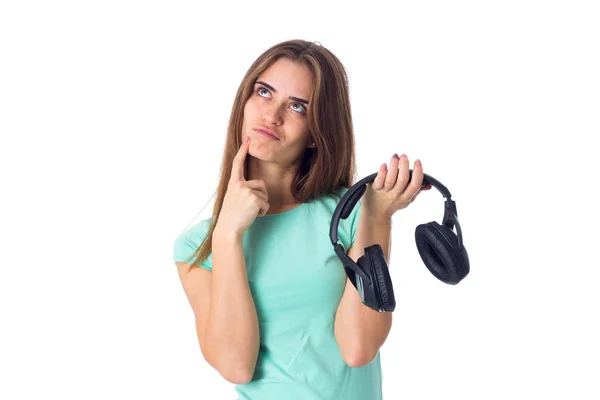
[367,245,396,311]
[415,222,469,284]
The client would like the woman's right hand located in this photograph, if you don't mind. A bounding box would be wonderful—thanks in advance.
[216,137,270,237]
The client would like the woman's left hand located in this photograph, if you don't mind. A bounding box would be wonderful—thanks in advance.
[362,153,432,219]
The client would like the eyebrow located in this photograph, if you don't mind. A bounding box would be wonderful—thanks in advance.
[255,81,309,105]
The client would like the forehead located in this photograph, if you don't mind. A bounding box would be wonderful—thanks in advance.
[256,58,314,97]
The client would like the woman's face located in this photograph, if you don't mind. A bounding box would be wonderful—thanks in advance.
[241,58,315,166]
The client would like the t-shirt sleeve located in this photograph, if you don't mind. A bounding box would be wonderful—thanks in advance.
[334,187,361,250]
[172,219,213,271]
[349,195,361,248]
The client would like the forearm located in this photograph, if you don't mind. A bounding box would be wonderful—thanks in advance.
[204,228,260,383]
[335,212,393,365]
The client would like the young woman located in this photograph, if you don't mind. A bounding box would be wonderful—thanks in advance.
[173,39,431,400]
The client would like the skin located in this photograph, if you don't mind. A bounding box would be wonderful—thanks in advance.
[364,153,433,219]
[240,57,433,216]
[241,58,316,214]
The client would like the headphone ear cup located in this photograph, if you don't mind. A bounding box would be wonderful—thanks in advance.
[365,245,396,312]
[415,221,469,284]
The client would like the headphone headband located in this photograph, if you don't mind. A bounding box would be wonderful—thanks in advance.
[330,169,456,245]
[329,169,470,312]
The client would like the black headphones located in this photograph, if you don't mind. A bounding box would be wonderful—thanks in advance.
[329,170,470,312]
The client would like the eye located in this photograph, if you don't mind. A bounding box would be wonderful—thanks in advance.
[291,103,307,114]
[256,86,307,115]
[257,87,271,98]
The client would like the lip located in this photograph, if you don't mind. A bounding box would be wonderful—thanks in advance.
[254,128,280,140]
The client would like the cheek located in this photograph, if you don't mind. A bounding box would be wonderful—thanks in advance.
[243,99,252,114]
[244,97,263,118]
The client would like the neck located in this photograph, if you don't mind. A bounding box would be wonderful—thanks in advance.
[247,156,300,208]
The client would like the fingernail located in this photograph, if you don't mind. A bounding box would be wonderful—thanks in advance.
[244,137,250,144]
[393,153,399,159]
[416,159,421,167]
[400,153,407,159]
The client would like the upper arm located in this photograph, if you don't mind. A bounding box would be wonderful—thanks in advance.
[175,262,212,360]
[346,244,361,264]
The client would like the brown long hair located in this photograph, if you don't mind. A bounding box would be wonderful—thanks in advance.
[185,39,358,271]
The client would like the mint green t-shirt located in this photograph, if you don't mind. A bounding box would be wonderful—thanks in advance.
[173,187,383,400]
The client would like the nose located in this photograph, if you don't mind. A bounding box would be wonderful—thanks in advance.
[262,104,283,126]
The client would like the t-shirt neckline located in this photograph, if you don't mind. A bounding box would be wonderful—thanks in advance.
[258,202,307,218]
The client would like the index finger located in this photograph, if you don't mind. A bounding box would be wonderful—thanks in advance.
[231,136,250,182]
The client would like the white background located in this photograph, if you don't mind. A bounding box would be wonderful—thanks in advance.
[1,1,599,399]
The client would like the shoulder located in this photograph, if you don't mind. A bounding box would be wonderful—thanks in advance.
[310,186,351,208]
[173,217,214,264]
[302,187,360,247]
[176,217,213,242]
[317,186,360,216]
